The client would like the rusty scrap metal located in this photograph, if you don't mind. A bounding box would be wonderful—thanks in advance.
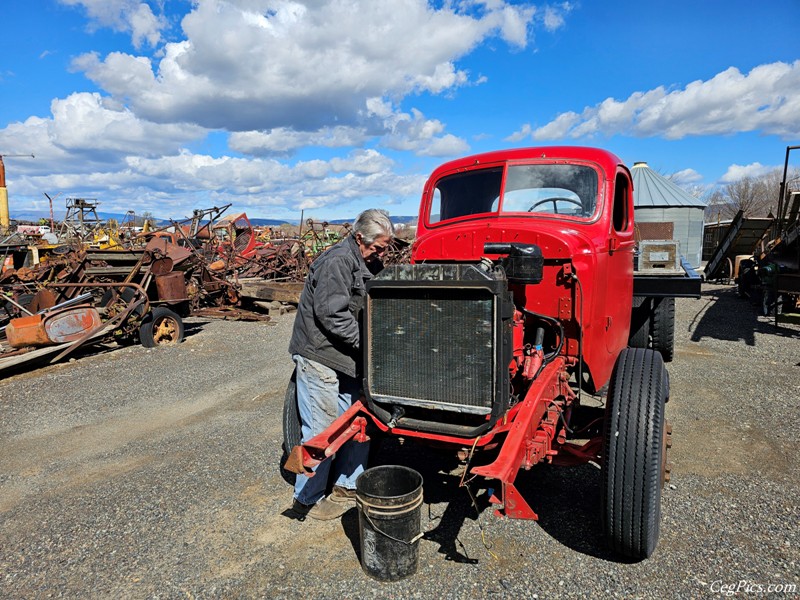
[235,240,309,280]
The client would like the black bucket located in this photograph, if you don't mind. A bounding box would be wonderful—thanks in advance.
[356,465,423,581]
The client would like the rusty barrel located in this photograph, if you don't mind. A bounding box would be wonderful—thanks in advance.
[355,465,423,581]
[155,271,187,302]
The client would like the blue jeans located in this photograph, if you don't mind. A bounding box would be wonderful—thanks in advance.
[292,354,370,505]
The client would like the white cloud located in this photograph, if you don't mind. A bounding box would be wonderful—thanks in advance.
[719,162,775,183]
[0,105,423,218]
[669,168,703,186]
[228,126,370,156]
[377,106,470,156]
[229,101,469,158]
[72,0,543,132]
[49,92,206,156]
[6,1,577,219]
[329,150,394,175]
[542,3,573,32]
[60,0,167,48]
[0,93,204,178]
[530,111,580,140]
[506,123,532,142]
[527,61,800,141]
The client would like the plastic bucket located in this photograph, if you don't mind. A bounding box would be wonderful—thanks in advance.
[356,465,423,581]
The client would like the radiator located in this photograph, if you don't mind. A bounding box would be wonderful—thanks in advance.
[365,264,513,429]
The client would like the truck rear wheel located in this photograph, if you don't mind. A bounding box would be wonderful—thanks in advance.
[602,348,667,560]
[628,296,651,348]
[650,298,675,362]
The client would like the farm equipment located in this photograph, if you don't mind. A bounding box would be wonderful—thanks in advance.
[704,146,800,322]
[285,147,700,560]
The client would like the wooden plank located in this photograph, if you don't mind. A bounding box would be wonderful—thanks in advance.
[238,278,304,303]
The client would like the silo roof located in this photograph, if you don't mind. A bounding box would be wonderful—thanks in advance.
[631,162,707,208]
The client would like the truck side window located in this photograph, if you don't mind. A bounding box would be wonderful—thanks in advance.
[613,173,630,232]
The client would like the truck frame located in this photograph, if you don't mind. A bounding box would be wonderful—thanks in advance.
[285,146,699,560]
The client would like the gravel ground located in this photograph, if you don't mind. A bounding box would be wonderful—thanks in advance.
[1,284,798,599]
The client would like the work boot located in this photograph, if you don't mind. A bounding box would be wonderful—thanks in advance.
[328,486,357,504]
[289,499,315,521]
[306,497,352,521]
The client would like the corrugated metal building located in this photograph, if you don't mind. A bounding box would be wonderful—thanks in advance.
[631,162,706,267]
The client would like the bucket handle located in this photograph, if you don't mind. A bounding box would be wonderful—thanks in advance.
[356,494,424,546]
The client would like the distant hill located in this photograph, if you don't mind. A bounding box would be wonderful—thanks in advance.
[10,209,170,226]
[12,209,417,228]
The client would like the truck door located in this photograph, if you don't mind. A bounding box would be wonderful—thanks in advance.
[605,169,635,354]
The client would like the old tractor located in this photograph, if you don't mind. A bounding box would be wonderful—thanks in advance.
[286,146,675,560]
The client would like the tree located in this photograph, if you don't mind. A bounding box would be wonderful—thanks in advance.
[703,168,799,221]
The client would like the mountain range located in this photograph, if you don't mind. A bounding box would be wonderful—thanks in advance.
[10,210,417,228]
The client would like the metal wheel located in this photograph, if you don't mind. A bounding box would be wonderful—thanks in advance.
[139,307,184,348]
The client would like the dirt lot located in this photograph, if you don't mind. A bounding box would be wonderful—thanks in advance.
[1,284,798,598]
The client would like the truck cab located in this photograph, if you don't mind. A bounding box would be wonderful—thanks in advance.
[411,146,635,393]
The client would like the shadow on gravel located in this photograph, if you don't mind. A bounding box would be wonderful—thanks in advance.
[277,421,626,565]
[183,318,211,339]
[511,463,621,561]
[689,286,798,345]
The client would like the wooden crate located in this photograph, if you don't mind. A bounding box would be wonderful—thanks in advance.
[637,240,681,273]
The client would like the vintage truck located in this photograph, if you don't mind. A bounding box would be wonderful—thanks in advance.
[285,146,700,560]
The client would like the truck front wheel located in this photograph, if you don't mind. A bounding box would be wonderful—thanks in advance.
[602,348,668,560]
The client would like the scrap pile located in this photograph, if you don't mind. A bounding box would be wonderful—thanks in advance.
[1,203,415,374]
[235,241,309,280]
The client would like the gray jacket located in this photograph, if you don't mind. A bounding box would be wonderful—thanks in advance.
[288,235,380,378]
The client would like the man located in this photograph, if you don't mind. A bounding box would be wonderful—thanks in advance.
[288,208,394,520]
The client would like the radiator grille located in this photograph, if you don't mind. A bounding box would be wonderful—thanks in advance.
[368,288,495,413]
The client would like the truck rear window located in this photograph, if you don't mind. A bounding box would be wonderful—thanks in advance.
[428,163,599,224]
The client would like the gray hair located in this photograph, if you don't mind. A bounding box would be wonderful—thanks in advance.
[353,208,394,245]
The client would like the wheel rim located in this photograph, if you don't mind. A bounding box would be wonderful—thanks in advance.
[153,315,180,345]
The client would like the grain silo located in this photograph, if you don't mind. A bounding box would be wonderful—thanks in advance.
[631,162,706,268]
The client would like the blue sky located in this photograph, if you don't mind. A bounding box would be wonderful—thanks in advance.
[1,0,798,223]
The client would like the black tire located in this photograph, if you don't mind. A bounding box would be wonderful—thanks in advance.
[283,369,302,452]
[628,296,651,348]
[602,348,667,560]
[139,307,184,348]
[650,298,675,362]
[280,369,302,486]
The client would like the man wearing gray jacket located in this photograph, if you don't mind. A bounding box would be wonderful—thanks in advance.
[288,208,394,520]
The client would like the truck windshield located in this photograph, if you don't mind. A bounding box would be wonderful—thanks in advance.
[428,163,598,224]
